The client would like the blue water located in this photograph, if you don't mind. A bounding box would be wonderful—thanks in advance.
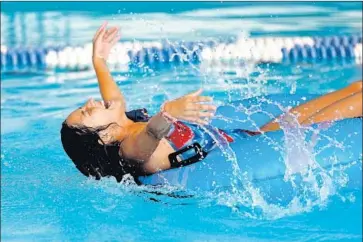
[1,2,362,241]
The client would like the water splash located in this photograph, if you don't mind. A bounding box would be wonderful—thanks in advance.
[211,96,359,219]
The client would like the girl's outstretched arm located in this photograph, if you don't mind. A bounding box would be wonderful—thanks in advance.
[92,22,125,111]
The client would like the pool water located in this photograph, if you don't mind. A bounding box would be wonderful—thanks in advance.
[1,2,362,241]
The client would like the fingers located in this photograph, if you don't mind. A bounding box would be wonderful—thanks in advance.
[93,22,121,45]
[187,103,216,112]
[110,34,122,46]
[96,27,107,43]
[181,97,217,125]
[104,27,119,42]
[184,110,215,118]
[93,22,108,42]
[94,22,107,39]
[183,108,216,125]
[186,88,203,97]
[189,96,213,103]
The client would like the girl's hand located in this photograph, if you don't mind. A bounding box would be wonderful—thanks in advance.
[92,22,121,60]
[163,89,217,125]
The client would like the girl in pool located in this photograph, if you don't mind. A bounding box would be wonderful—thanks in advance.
[61,23,362,182]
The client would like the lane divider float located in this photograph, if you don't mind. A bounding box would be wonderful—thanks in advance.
[1,35,361,72]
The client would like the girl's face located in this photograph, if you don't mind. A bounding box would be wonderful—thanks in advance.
[66,98,124,128]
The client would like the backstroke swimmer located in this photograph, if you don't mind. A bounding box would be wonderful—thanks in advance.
[61,23,362,182]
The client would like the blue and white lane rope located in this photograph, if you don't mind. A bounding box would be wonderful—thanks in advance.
[1,35,362,72]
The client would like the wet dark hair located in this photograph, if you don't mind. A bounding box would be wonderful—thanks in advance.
[60,109,149,182]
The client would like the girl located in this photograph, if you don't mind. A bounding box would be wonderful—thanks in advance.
[61,23,362,182]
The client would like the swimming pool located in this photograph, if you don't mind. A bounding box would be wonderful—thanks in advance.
[1,2,362,241]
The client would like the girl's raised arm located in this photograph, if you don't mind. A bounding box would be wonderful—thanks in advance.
[92,22,125,111]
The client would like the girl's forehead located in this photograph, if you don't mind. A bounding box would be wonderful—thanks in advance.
[66,109,84,126]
